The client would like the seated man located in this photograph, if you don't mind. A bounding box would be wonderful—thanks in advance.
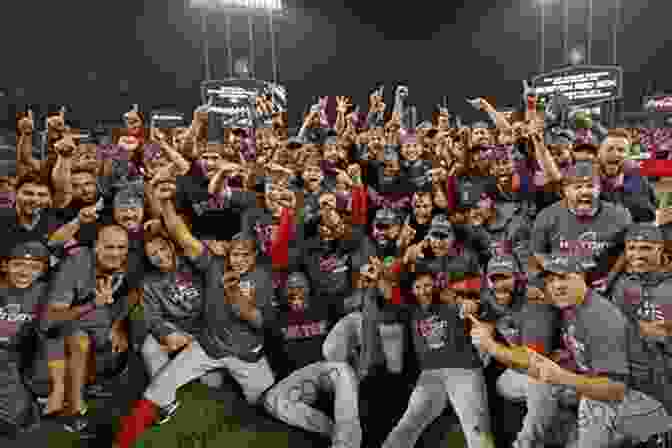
[0,241,54,438]
[43,224,132,436]
[469,255,577,448]
[527,253,671,448]
[109,184,275,448]
[382,272,494,448]
[263,271,362,448]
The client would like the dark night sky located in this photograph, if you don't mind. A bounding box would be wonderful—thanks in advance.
[1,0,670,128]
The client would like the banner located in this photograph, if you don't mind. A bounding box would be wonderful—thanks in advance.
[200,79,287,128]
[644,95,672,113]
[532,65,623,108]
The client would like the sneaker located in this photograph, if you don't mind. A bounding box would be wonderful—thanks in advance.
[60,413,96,439]
[155,400,181,426]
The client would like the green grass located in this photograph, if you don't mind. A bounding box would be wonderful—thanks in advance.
[41,380,468,448]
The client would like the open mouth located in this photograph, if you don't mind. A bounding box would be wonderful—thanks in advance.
[577,197,593,207]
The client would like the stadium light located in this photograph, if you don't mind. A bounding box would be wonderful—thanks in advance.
[190,0,284,84]
[190,0,283,11]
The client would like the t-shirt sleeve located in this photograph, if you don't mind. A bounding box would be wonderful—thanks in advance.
[47,251,86,306]
[531,207,553,255]
[585,302,630,380]
[188,243,212,273]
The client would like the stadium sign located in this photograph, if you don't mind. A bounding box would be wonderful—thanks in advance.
[644,95,672,113]
[532,65,623,108]
[201,79,287,128]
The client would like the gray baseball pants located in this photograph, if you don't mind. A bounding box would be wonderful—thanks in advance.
[322,311,404,375]
[497,368,579,448]
[382,367,493,448]
[142,337,274,408]
[263,361,362,448]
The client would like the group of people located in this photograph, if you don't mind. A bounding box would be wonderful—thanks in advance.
[1,82,672,448]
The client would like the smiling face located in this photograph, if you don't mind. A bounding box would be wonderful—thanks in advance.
[96,226,129,273]
[599,136,628,177]
[626,240,662,273]
[545,272,586,309]
[16,182,51,216]
[7,257,46,289]
[413,274,434,306]
[145,237,176,272]
[563,178,597,212]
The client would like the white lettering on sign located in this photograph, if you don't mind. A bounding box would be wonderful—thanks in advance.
[645,97,672,112]
[534,68,621,106]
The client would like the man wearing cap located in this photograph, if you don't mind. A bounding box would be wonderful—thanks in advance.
[470,255,577,448]
[381,272,493,448]
[596,129,657,223]
[531,159,632,293]
[525,252,671,448]
[457,179,533,271]
[608,224,672,425]
[43,224,133,435]
[403,214,481,288]
[262,271,362,448]
[0,241,52,436]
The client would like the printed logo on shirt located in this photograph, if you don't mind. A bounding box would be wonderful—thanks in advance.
[282,321,328,339]
[636,301,666,322]
[416,315,448,350]
[0,305,34,339]
[561,322,590,373]
[319,254,350,273]
[559,231,611,257]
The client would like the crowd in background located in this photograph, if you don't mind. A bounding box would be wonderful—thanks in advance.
[1,83,672,448]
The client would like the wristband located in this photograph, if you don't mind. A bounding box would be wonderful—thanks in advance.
[79,302,96,315]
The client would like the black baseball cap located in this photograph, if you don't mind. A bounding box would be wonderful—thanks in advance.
[564,160,597,181]
[625,223,664,242]
[9,241,50,260]
[487,255,518,278]
[541,253,594,275]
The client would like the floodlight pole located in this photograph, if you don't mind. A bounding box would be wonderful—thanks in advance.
[269,9,278,84]
[586,0,593,64]
[201,9,211,81]
[225,14,234,77]
[248,15,255,77]
[539,0,545,73]
[562,0,569,66]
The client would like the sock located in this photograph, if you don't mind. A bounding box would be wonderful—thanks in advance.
[271,207,292,268]
[115,399,157,448]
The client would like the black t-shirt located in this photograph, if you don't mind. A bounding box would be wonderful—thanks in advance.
[271,300,335,376]
[408,303,482,371]
[0,282,46,354]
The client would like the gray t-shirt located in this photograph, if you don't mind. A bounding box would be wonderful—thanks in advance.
[532,201,632,277]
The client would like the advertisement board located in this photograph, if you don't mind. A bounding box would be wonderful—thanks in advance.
[532,65,623,108]
[644,95,672,113]
[200,79,287,128]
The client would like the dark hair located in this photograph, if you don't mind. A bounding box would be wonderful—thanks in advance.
[16,172,51,193]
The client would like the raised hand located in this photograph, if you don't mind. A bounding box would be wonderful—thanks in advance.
[336,96,352,115]
[18,110,34,135]
[95,275,115,306]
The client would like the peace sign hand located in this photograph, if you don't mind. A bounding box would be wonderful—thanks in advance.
[96,276,115,306]
[336,96,352,114]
